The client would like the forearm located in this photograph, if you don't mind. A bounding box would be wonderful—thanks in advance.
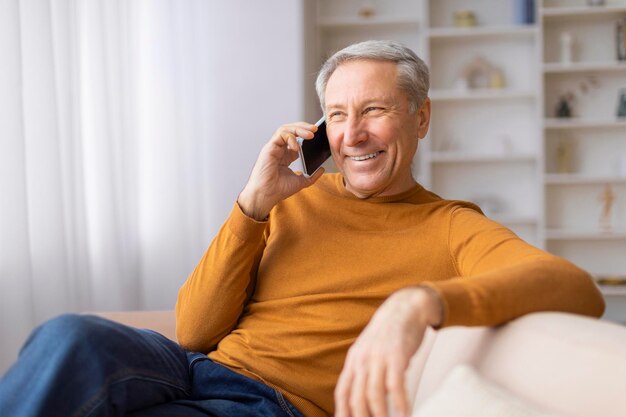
[175,203,267,352]
[436,207,606,327]
[424,255,605,328]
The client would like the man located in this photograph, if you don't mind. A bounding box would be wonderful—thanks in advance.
[0,40,604,417]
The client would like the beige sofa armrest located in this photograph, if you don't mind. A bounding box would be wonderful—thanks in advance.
[93,310,176,341]
[412,312,626,417]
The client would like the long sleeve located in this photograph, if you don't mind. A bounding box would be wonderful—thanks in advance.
[175,203,268,352]
[423,206,606,327]
[170,174,608,417]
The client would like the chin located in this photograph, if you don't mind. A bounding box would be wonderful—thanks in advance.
[345,177,387,197]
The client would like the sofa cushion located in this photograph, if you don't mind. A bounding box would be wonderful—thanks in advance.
[413,365,562,417]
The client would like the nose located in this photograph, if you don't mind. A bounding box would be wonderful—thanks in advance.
[342,116,368,147]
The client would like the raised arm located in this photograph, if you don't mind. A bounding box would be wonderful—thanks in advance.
[175,122,325,352]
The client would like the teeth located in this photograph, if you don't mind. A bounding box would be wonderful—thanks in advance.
[350,151,380,161]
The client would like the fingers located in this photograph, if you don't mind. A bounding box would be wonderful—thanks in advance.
[334,361,353,417]
[366,360,388,417]
[273,122,317,151]
[386,360,409,417]
[336,354,409,417]
[334,289,434,417]
[350,366,371,417]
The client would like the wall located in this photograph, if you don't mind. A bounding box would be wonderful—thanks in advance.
[134,0,312,309]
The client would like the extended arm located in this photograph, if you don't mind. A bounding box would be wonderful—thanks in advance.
[335,206,605,417]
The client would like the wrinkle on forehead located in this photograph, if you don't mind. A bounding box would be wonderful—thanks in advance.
[324,61,406,112]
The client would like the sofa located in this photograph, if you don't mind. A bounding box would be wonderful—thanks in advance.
[96,310,626,417]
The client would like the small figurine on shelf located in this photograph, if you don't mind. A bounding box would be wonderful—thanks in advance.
[617,88,626,117]
[555,93,574,118]
[555,140,575,173]
[553,77,600,118]
[617,19,626,61]
[357,1,376,19]
[455,56,506,90]
[598,184,616,232]
[453,10,477,27]
[559,31,574,64]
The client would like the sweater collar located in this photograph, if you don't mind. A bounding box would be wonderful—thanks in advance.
[319,173,426,204]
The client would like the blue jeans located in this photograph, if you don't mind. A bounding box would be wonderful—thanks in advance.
[0,314,306,417]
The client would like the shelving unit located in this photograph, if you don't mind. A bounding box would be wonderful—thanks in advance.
[314,0,626,323]
[421,0,542,247]
[539,0,626,323]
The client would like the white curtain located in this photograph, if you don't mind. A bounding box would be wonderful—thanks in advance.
[0,0,306,373]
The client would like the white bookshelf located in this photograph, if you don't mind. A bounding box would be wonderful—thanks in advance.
[314,0,626,321]
[427,25,538,39]
[421,0,542,248]
[540,0,626,316]
[541,4,626,18]
[544,117,626,129]
[429,89,536,101]
[318,16,419,29]
[430,151,537,163]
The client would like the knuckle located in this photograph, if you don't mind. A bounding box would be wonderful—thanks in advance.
[386,377,401,391]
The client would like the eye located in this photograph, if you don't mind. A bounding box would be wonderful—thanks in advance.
[364,106,383,114]
[328,111,344,120]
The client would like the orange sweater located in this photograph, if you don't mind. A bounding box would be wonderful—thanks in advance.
[176,173,605,417]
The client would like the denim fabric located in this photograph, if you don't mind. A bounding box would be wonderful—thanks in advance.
[0,314,306,417]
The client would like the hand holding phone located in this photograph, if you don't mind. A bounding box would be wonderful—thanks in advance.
[298,117,331,178]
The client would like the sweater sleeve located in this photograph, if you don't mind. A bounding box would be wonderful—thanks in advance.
[175,203,268,352]
[422,206,605,328]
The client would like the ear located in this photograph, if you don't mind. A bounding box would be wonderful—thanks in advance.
[416,97,431,139]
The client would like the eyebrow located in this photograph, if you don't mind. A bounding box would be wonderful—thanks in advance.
[325,96,396,111]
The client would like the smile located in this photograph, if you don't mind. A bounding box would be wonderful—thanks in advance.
[349,151,381,161]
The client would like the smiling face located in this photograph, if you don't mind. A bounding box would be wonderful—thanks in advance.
[324,60,431,199]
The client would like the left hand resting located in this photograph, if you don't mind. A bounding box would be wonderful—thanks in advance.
[334,287,443,417]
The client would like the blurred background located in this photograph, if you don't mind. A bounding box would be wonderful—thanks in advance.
[1,0,625,373]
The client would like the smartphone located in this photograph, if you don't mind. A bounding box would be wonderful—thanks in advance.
[298,117,331,177]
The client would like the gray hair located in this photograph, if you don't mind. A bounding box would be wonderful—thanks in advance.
[315,40,430,114]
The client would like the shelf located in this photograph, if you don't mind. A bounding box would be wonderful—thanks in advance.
[543,61,626,74]
[545,174,626,185]
[541,5,626,19]
[430,89,536,101]
[543,118,626,130]
[427,25,537,40]
[430,152,536,163]
[600,285,626,296]
[546,229,626,240]
[318,16,419,29]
